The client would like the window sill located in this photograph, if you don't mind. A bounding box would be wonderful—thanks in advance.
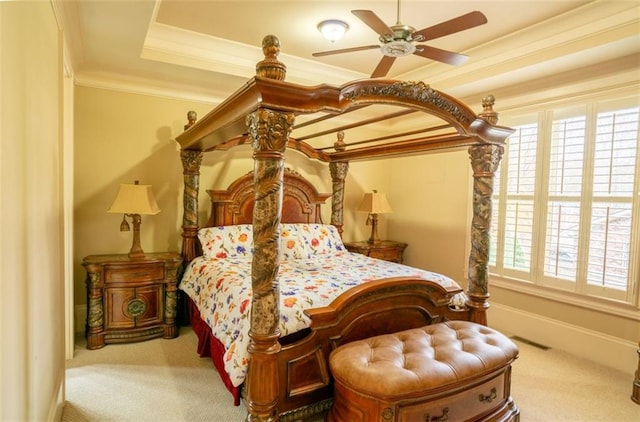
[489,274,640,321]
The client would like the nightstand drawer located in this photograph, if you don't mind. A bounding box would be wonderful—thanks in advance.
[104,285,163,329]
[344,240,407,264]
[105,262,164,284]
[369,247,402,262]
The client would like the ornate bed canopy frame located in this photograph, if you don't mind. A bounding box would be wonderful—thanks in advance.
[175,35,514,421]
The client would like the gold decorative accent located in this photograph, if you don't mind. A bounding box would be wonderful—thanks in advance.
[88,297,104,328]
[126,298,146,317]
[184,110,197,131]
[479,387,497,403]
[247,108,294,157]
[382,407,394,420]
[180,149,203,175]
[343,81,471,125]
[479,95,499,125]
[334,131,346,152]
[256,35,287,81]
[424,407,449,421]
[279,399,333,422]
[165,289,177,319]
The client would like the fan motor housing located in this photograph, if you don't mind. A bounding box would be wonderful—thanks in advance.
[379,24,419,57]
[380,40,416,57]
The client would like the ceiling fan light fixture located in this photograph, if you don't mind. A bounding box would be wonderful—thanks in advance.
[317,19,349,42]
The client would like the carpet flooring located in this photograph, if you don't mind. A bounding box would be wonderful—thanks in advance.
[63,326,639,421]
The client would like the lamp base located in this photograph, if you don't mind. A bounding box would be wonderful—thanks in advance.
[367,213,381,244]
[128,214,146,259]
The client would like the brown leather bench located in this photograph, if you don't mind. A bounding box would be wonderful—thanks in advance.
[328,320,520,422]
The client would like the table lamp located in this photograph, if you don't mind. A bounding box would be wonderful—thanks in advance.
[357,190,393,244]
[107,180,160,259]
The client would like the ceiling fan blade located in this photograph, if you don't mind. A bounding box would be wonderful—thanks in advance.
[352,10,394,37]
[312,45,380,57]
[413,11,487,41]
[413,45,469,66]
[371,56,396,78]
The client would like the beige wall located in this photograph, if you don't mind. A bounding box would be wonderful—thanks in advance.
[73,87,210,306]
[387,150,472,282]
[0,2,66,420]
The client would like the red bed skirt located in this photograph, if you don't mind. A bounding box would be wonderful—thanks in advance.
[187,299,242,406]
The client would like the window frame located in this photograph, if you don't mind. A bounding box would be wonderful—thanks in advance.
[489,95,640,309]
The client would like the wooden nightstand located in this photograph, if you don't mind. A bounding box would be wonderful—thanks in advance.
[82,252,182,350]
[344,240,408,263]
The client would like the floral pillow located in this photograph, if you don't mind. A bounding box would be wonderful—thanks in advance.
[198,223,344,261]
[280,224,310,260]
[294,224,345,256]
[198,225,253,260]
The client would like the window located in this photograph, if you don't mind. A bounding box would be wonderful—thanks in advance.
[490,98,640,304]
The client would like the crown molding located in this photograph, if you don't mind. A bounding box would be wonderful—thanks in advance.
[141,22,365,87]
[401,1,640,95]
[74,69,224,105]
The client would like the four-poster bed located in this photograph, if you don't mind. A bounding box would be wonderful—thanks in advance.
[175,35,514,421]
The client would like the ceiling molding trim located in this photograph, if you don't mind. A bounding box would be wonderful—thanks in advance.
[51,0,84,72]
[141,22,258,79]
[400,2,640,90]
[141,21,365,87]
[74,70,223,105]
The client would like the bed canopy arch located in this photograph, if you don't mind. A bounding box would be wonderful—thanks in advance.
[175,35,513,421]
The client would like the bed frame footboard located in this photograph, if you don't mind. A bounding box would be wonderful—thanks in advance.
[275,277,469,419]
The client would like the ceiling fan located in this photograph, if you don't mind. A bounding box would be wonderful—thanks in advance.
[312,1,488,78]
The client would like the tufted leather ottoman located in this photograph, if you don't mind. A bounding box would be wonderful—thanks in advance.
[328,321,520,422]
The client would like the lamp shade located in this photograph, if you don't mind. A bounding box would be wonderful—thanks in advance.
[357,191,393,214]
[107,182,161,215]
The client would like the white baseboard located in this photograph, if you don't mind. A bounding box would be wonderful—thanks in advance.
[489,303,638,374]
[75,305,86,335]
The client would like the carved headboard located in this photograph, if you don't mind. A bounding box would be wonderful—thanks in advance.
[206,168,331,227]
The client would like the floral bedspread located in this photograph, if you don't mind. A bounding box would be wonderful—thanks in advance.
[179,251,465,388]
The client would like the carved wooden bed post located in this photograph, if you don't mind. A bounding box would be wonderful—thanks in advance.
[244,35,294,422]
[329,131,349,236]
[466,95,504,325]
[180,111,202,263]
[180,150,203,263]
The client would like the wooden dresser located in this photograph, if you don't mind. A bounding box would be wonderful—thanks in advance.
[82,252,182,350]
[344,240,407,263]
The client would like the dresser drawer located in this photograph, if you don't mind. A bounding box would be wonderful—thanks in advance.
[105,262,165,284]
[397,370,508,422]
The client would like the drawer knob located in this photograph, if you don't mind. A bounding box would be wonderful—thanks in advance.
[479,387,497,403]
[424,407,449,422]
[126,298,147,317]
